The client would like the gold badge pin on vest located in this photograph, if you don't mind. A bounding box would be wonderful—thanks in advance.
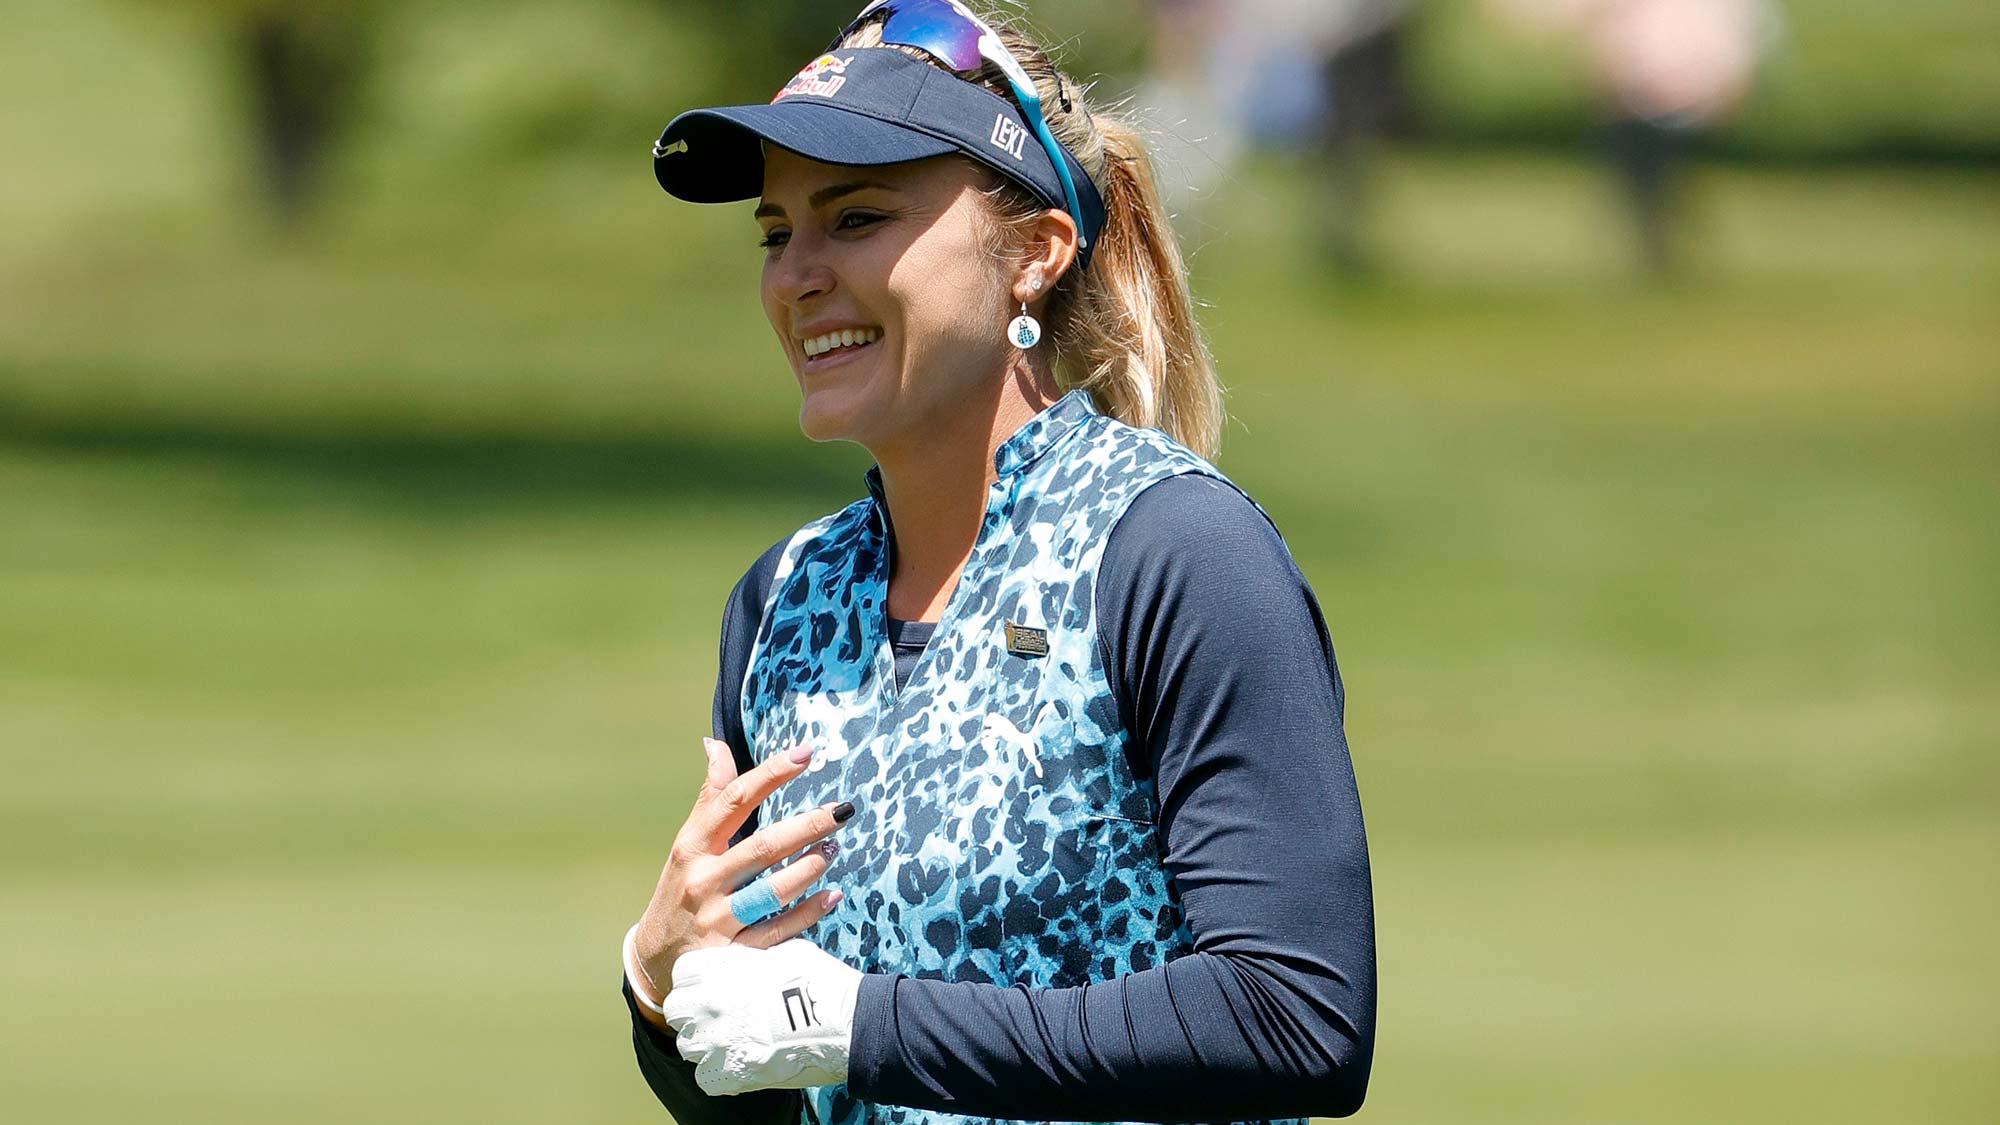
[1003,620,1049,658]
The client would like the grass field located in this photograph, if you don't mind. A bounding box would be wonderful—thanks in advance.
[4,2,1999,1123]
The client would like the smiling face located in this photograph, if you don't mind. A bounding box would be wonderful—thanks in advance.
[755,147,1017,453]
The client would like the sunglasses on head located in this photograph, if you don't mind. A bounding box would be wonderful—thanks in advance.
[829,0,1088,255]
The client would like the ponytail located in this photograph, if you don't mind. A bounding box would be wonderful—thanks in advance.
[1055,115,1222,459]
[838,15,1226,459]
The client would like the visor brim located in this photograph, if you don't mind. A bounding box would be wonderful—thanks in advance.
[655,101,962,203]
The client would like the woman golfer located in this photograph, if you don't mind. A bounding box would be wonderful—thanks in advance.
[621,4,1375,1122]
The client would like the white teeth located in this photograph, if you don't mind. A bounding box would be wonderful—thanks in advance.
[802,328,880,358]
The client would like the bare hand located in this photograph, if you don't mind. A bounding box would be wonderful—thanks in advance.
[631,739,851,1009]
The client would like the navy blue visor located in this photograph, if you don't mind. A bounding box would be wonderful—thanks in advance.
[653,48,1105,269]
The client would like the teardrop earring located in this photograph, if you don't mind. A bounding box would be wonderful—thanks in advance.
[1008,302,1042,349]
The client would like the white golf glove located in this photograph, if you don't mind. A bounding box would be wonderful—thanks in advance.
[659,939,864,1096]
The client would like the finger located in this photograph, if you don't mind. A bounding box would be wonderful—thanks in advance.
[698,737,737,797]
[712,844,828,932]
[707,841,830,937]
[685,742,816,854]
[667,739,738,863]
[660,992,698,1035]
[735,887,844,950]
[695,1051,747,1097]
[759,839,837,907]
[717,801,855,885]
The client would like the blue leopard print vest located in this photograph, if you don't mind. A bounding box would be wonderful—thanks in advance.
[742,389,1301,1125]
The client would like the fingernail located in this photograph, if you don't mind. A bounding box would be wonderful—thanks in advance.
[818,838,841,859]
[788,744,814,765]
[827,889,845,907]
[832,801,856,824]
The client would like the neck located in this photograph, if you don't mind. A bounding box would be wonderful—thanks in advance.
[872,354,1063,620]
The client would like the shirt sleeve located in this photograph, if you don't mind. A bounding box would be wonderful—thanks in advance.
[846,473,1377,1121]
[623,537,803,1125]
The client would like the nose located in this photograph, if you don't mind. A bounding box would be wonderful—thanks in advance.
[766,230,836,310]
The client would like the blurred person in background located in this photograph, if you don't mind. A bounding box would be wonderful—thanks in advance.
[619,2,1375,1123]
[1495,0,1779,272]
[1130,0,1246,213]
[1312,0,1419,272]
[216,2,375,224]
[1138,0,1417,272]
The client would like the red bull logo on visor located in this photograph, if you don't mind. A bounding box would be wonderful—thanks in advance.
[774,54,853,102]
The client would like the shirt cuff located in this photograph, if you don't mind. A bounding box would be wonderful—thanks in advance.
[843,971,899,1100]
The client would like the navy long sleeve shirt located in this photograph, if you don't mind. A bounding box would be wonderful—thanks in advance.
[624,474,1376,1123]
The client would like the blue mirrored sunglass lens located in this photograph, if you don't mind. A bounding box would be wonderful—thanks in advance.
[876,5,985,72]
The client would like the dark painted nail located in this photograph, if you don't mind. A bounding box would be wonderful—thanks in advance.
[832,802,857,824]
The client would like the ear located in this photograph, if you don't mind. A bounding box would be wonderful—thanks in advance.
[1012,207,1080,307]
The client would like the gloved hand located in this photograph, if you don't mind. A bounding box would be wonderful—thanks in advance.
[660,939,864,1096]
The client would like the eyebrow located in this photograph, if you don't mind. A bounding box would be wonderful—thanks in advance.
[753,179,900,220]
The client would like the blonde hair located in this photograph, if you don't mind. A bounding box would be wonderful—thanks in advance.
[838,14,1225,459]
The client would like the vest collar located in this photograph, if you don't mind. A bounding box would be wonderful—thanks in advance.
[861,388,1100,508]
[994,387,1100,476]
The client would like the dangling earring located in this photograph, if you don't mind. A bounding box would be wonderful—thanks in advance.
[1009,278,1043,349]
[1008,302,1042,349]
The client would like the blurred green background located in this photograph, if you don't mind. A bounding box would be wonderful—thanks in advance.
[2,0,1996,1122]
